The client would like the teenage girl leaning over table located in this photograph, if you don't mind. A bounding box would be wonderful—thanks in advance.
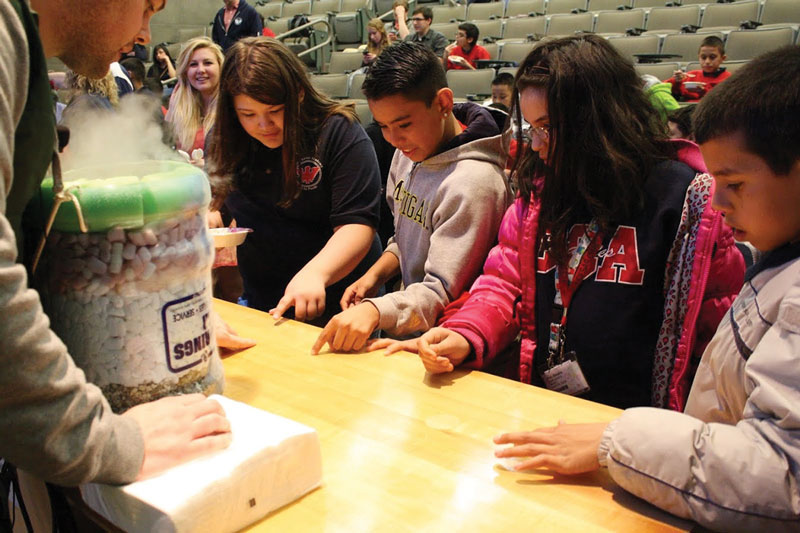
[377,35,744,412]
[208,37,382,326]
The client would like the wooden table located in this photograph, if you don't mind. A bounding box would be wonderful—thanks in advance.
[216,299,695,533]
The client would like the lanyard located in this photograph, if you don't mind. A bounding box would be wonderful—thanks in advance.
[547,220,603,365]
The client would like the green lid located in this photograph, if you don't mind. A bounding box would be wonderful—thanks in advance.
[39,161,210,233]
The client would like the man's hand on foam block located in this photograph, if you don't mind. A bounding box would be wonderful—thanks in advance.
[122,394,232,480]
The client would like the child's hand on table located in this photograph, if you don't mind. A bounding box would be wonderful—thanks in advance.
[417,327,471,373]
[311,302,380,354]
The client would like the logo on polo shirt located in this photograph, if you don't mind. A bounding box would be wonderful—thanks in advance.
[297,157,323,190]
[234,16,243,25]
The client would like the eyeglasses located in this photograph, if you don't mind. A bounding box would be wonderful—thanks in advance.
[530,125,550,143]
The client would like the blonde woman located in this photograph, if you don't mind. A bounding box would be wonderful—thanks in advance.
[362,19,389,66]
[165,37,224,162]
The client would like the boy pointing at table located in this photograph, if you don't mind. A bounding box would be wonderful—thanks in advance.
[495,46,800,532]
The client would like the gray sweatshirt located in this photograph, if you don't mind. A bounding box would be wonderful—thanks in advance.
[0,0,143,486]
[368,103,511,337]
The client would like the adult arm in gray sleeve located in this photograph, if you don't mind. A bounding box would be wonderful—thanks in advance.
[0,3,143,486]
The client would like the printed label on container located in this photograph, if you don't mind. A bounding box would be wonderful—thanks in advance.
[161,291,213,373]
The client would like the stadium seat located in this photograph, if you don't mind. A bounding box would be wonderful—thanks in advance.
[546,12,595,35]
[311,73,350,98]
[661,32,724,62]
[645,5,701,33]
[432,5,467,23]
[606,34,660,60]
[546,0,588,15]
[499,41,536,63]
[467,2,505,21]
[505,0,546,18]
[472,19,504,41]
[594,9,646,35]
[700,1,760,31]
[311,0,342,14]
[446,69,496,99]
[588,0,632,10]
[760,0,800,27]
[255,3,283,19]
[502,16,547,40]
[725,27,796,61]
[328,51,365,73]
[283,0,312,17]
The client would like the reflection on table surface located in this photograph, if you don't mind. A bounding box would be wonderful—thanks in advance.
[215,299,694,533]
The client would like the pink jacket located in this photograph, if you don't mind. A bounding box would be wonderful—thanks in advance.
[441,141,744,410]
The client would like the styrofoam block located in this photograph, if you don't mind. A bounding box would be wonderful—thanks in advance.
[81,395,322,532]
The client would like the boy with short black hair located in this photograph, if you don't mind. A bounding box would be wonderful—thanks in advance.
[490,72,514,110]
[312,41,510,354]
[443,22,490,70]
[493,45,800,532]
[666,35,730,102]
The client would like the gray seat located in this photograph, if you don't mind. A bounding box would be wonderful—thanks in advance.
[700,1,760,30]
[430,22,460,40]
[431,5,467,23]
[505,0,546,18]
[467,2,505,21]
[725,27,796,61]
[502,16,547,39]
[661,31,724,62]
[546,12,595,35]
[594,9,646,35]
[341,0,368,11]
[311,73,350,98]
[761,0,800,26]
[283,0,312,17]
[498,66,518,77]
[588,0,632,10]
[352,100,373,125]
[332,11,364,50]
[607,34,660,60]
[482,42,500,59]
[634,61,680,81]
[546,0,588,15]
[349,72,367,99]
[472,19,504,41]
[312,0,342,14]
[645,5,701,32]
[266,16,293,35]
[255,3,283,19]
[328,51,364,73]
[446,68,496,99]
[632,0,665,7]
[499,41,536,63]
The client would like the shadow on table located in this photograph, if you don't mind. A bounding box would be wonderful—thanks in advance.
[423,368,472,390]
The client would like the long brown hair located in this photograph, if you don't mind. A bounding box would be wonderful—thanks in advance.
[208,37,356,207]
[510,35,673,264]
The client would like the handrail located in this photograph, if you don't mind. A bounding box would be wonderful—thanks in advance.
[275,16,333,58]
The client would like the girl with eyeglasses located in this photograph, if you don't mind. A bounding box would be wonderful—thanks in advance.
[386,35,744,411]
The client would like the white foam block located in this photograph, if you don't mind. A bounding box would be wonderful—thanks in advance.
[81,395,322,533]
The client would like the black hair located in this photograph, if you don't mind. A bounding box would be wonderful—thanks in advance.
[492,72,514,87]
[362,41,447,105]
[120,58,145,84]
[511,34,673,264]
[458,22,479,47]
[151,43,175,65]
[699,35,725,55]
[694,45,800,175]
[412,6,432,20]
[667,105,695,139]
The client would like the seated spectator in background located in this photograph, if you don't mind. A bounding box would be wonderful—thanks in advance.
[666,36,731,102]
[147,43,177,83]
[60,69,119,124]
[491,72,514,110]
[668,105,695,140]
[120,58,146,92]
[208,37,382,325]
[312,42,510,355]
[444,22,490,70]
[165,37,224,164]
[110,61,134,97]
[402,6,448,58]
[362,18,389,67]
[212,0,262,52]
[493,45,800,533]
[642,74,679,124]
[392,0,409,40]
[407,35,743,412]
[119,43,148,62]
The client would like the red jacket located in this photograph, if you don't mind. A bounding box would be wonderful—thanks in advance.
[665,68,731,102]
[440,140,744,410]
